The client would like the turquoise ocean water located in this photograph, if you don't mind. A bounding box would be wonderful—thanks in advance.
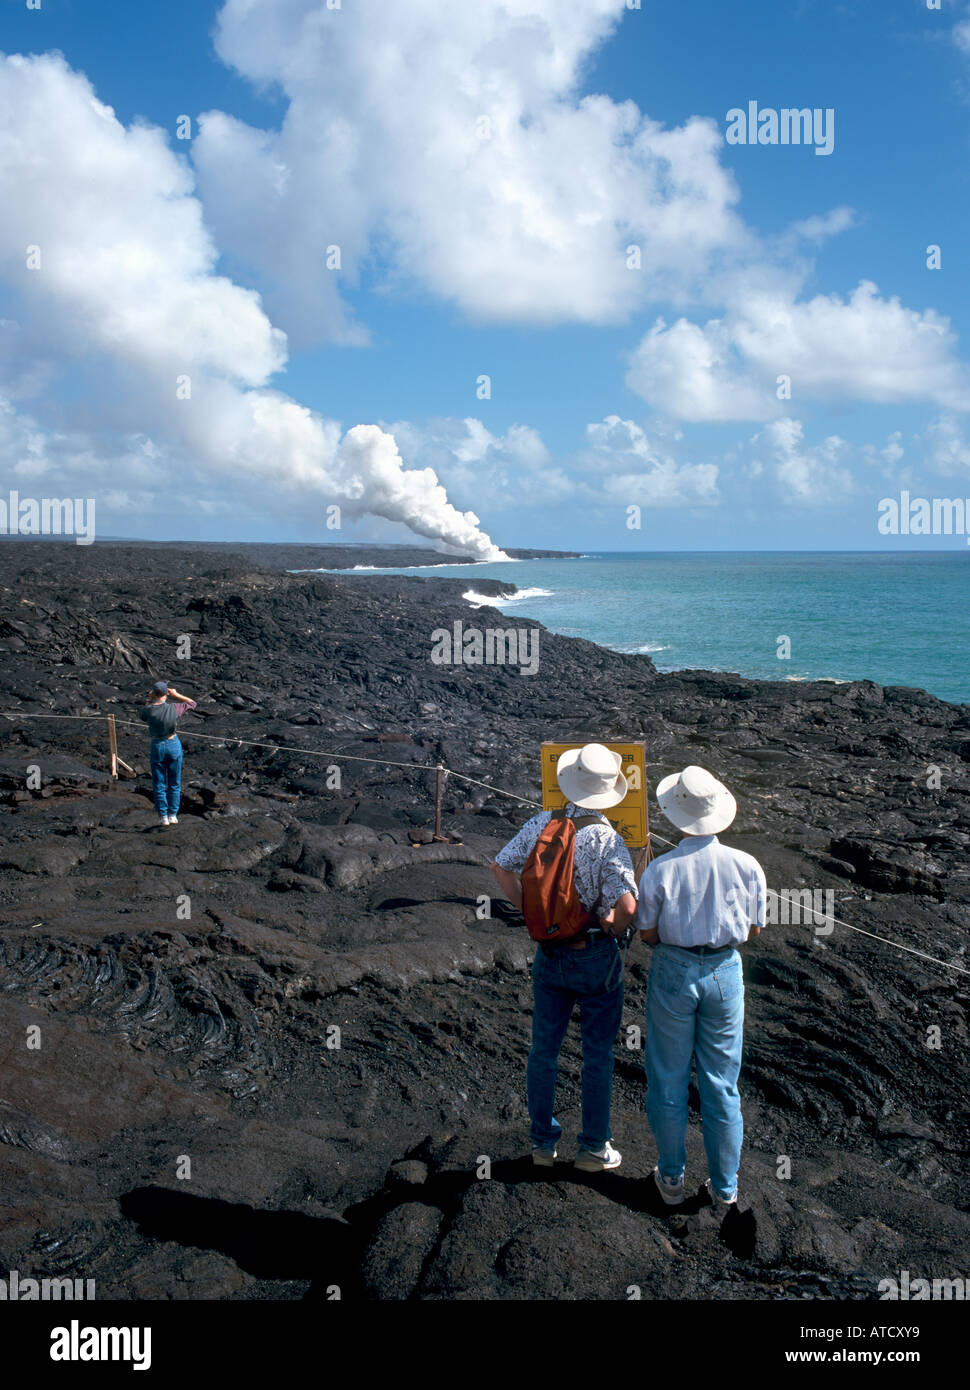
[315,552,970,706]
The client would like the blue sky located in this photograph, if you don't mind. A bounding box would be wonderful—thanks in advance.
[2,0,970,553]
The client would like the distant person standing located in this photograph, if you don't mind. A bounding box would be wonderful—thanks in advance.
[139,682,196,827]
[637,766,766,1211]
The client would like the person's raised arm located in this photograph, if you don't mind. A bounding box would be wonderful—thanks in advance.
[166,686,194,704]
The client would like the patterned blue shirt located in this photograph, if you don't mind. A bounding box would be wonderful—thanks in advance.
[636,834,767,948]
[494,803,637,916]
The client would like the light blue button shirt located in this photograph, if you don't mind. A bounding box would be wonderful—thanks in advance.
[636,834,767,949]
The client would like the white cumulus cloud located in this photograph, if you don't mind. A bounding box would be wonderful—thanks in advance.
[389,417,574,510]
[192,0,748,341]
[626,282,970,422]
[955,8,970,56]
[0,52,507,559]
[582,415,719,507]
[750,419,855,507]
[788,207,858,242]
[923,414,970,475]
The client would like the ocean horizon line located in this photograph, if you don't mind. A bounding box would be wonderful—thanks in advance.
[3,536,970,556]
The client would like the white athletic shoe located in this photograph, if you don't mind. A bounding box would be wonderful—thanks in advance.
[169,815,178,825]
[653,1166,686,1206]
[158,816,170,827]
[574,1142,622,1173]
[705,1179,738,1210]
[532,1145,558,1168]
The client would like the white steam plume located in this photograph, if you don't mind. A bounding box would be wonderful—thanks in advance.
[0,52,509,560]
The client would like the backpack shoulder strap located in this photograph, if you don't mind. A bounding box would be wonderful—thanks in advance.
[571,814,605,831]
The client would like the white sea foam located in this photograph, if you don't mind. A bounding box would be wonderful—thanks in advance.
[785,674,849,684]
[609,641,671,654]
[498,587,554,602]
[349,561,470,571]
[464,589,504,606]
[295,561,502,574]
[463,587,553,607]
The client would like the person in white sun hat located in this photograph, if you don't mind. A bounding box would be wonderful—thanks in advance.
[491,743,637,1174]
[636,765,766,1213]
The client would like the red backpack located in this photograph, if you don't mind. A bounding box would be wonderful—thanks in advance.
[521,811,602,943]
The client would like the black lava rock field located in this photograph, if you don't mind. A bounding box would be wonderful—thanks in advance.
[1,540,968,1301]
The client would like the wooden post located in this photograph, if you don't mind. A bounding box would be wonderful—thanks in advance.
[107,712,135,779]
[432,763,449,842]
[108,713,118,779]
[632,793,655,880]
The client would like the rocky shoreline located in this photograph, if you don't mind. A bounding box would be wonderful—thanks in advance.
[1,539,968,1300]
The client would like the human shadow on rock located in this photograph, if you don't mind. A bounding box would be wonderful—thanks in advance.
[120,1186,356,1295]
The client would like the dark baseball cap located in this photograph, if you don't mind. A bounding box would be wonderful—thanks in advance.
[152,681,169,694]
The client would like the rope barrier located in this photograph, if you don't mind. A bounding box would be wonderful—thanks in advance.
[444,767,542,805]
[2,709,967,978]
[1,712,434,772]
[0,713,109,720]
[795,915,969,978]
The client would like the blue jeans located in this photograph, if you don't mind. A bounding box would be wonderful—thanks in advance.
[150,737,183,818]
[527,936,624,1153]
[645,943,744,1199]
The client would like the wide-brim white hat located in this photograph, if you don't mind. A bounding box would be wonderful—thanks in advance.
[556,743,628,810]
[656,765,736,835]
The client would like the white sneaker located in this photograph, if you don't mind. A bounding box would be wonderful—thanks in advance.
[653,1166,685,1205]
[158,816,170,827]
[575,1142,621,1173]
[705,1179,738,1210]
[532,1145,558,1168]
[169,815,178,825]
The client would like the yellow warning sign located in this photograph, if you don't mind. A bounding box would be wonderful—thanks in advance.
[540,742,648,849]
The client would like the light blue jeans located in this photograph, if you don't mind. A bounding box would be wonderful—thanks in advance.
[645,943,744,1199]
[150,736,183,818]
